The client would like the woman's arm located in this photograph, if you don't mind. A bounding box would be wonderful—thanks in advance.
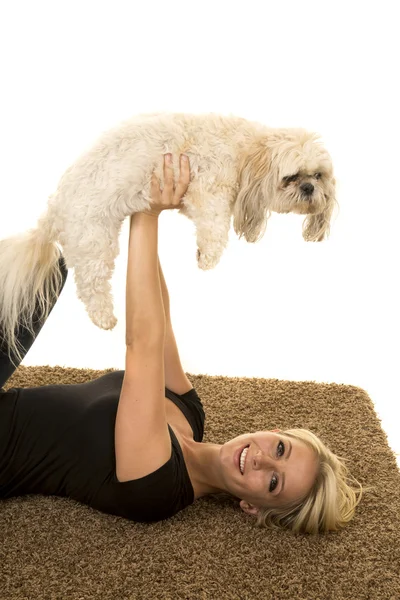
[115,154,189,482]
[158,257,193,394]
[125,213,165,346]
[116,212,168,482]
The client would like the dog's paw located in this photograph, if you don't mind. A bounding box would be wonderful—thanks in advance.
[90,311,118,331]
[197,249,219,270]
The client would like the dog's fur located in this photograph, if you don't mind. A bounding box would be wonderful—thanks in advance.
[0,112,336,364]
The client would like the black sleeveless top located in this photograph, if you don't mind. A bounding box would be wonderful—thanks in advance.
[0,370,205,522]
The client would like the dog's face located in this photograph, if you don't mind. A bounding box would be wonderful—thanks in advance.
[233,129,336,243]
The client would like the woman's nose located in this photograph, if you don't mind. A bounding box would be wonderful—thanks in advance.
[252,450,275,470]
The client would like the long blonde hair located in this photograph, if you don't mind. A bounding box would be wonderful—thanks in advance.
[256,428,369,534]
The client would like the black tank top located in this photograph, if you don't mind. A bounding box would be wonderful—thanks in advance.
[0,370,205,522]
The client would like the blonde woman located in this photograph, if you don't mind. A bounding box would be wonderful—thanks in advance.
[0,154,363,534]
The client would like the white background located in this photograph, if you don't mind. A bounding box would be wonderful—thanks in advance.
[1,1,399,467]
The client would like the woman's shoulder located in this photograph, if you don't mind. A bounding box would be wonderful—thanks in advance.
[93,425,194,523]
[165,386,205,443]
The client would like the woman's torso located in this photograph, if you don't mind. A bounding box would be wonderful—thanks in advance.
[0,370,205,521]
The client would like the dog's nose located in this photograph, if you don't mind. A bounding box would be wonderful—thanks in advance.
[300,182,314,196]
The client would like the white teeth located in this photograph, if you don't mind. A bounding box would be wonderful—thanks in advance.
[239,446,249,474]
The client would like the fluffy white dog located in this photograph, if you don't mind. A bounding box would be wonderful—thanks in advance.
[0,112,336,364]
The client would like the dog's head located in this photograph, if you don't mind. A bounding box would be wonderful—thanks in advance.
[233,128,336,242]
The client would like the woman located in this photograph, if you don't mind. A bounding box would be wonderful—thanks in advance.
[0,154,363,534]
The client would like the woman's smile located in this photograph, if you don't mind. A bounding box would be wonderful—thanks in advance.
[239,445,250,474]
[233,441,251,477]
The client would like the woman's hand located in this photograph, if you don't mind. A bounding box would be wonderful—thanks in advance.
[144,153,190,218]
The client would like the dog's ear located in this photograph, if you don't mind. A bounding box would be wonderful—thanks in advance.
[233,140,272,243]
[302,176,337,241]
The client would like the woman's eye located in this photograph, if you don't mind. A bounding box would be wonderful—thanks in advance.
[269,441,285,492]
[277,440,285,457]
[269,474,278,493]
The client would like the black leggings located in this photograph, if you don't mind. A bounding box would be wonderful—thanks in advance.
[0,256,68,389]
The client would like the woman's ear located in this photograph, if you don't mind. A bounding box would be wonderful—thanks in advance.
[302,176,337,242]
[233,140,272,243]
[239,500,260,516]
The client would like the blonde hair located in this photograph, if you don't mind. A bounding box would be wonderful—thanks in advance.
[256,428,369,534]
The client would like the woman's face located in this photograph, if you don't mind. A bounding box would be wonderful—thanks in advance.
[219,431,319,516]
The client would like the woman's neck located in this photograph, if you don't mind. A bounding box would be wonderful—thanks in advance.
[181,438,227,499]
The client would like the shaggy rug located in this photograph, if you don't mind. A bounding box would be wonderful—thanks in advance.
[1,366,399,600]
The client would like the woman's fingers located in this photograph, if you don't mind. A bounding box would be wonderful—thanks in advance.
[173,155,190,204]
[163,153,175,196]
[161,154,190,206]
[147,154,190,216]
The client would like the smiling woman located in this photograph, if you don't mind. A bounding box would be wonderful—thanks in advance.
[183,426,364,534]
[0,155,366,536]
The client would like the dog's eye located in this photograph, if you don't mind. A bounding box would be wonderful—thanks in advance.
[282,174,299,184]
[314,172,322,180]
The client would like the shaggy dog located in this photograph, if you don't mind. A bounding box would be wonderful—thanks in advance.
[0,112,336,364]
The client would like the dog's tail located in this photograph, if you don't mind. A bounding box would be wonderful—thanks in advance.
[0,214,64,368]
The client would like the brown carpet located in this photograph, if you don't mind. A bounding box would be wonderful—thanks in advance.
[1,366,399,600]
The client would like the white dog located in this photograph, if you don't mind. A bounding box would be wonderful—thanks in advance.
[0,112,336,364]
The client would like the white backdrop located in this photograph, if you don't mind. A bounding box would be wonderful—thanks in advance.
[1,1,399,466]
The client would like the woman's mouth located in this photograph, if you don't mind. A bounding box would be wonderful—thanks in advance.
[238,445,249,475]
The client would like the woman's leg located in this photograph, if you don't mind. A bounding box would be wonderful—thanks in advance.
[0,256,68,389]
